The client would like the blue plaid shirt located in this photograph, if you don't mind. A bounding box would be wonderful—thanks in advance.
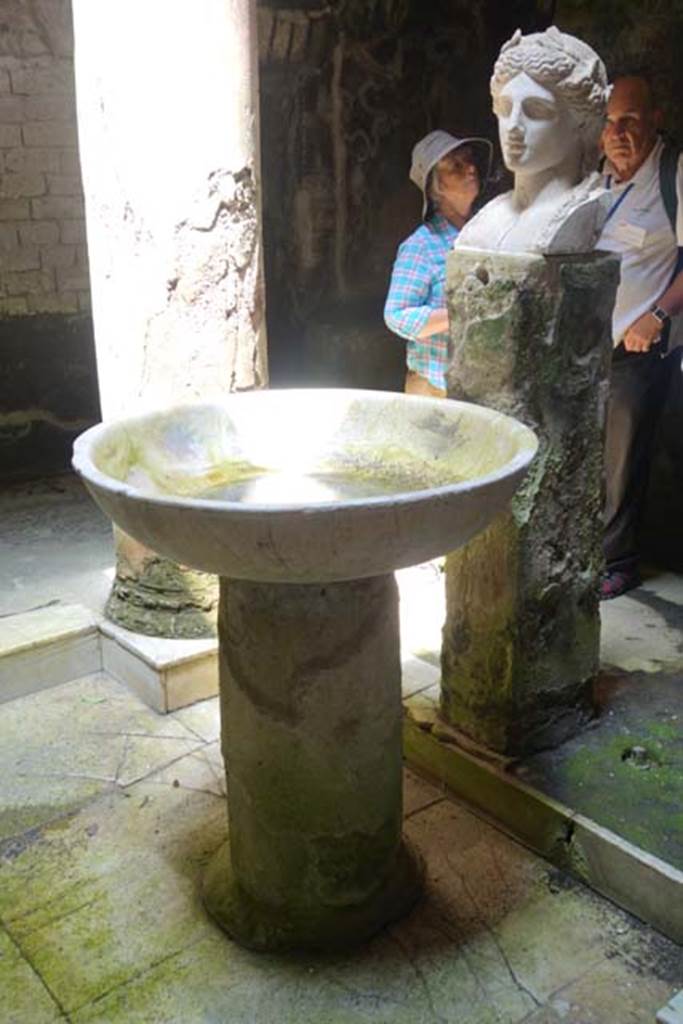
[384,213,460,390]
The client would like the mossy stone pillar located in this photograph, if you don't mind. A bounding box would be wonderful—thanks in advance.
[72,0,267,637]
[442,249,618,755]
[203,574,422,951]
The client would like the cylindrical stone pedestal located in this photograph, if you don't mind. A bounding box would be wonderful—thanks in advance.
[203,574,422,951]
[442,249,619,756]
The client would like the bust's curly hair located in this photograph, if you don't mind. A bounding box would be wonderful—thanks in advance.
[491,27,608,175]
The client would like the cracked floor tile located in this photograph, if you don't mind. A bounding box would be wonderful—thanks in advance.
[0,673,209,841]
[0,925,64,1023]
[1,783,225,1016]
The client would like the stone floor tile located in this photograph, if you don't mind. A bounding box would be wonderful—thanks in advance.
[402,800,653,1015]
[170,695,221,743]
[69,892,533,1023]
[491,886,608,1004]
[383,909,538,1023]
[0,475,113,620]
[600,591,683,673]
[144,741,226,798]
[69,930,437,1024]
[0,783,225,1015]
[0,672,200,748]
[114,732,208,787]
[0,925,64,1023]
[547,954,680,1023]
[403,768,445,819]
[641,571,683,608]
[0,603,97,659]
[401,654,440,699]
[405,799,547,934]
[0,673,207,841]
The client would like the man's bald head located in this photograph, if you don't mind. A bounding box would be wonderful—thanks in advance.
[602,74,663,180]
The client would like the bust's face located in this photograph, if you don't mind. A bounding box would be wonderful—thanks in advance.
[493,71,575,175]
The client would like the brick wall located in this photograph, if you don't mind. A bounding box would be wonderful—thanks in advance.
[0,6,90,318]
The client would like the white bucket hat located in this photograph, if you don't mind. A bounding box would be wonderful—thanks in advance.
[410,129,493,219]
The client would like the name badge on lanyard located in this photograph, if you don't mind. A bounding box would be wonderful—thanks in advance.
[613,222,647,248]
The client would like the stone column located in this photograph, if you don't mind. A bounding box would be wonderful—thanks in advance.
[71,0,267,636]
[442,249,618,756]
[203,575,422,951]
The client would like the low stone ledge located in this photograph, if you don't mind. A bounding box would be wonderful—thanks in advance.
[403,708,683,945]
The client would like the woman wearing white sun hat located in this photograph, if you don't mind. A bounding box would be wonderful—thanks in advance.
[384,129,493,397]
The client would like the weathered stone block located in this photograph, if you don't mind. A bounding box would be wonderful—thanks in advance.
[56,265,89,292]
[2,245,40,272]
[39,243,76,269]
[27,291,79,314]
[0,172,46,198]
[31,194,84,221]
[442,248,618,756]
[23,94,74,121]
[22,119,78,149]
[4,268,54,294]
[0,296,28,315]
[0,96,24,122]
[58,150,81,176]
[46,173,82,196]
[0,124,21,147]
[0,225,18,252]
[4,147,62,175]
[19,220,59,246]
[0,198,29,220]
[9,58,74,96]
[60,219,86,244]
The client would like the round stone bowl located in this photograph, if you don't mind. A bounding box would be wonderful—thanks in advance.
[72,388,538,584]
[72,389,538,952]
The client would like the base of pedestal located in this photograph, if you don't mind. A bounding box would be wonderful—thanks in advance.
[106,528,217,639]
[202,837,424,952]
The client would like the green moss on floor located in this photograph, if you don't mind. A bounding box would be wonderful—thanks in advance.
[517,671,682,868]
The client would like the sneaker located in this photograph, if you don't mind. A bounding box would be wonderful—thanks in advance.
[600,567,641,601]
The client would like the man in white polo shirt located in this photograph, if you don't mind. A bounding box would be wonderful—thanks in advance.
[598,73,683,599]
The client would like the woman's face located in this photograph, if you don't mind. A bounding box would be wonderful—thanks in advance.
[493,71,575,175]
[433,145,480,210]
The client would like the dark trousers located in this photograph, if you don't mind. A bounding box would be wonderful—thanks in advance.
[603,343,674,571]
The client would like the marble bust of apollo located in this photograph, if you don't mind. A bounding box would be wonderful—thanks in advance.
[456,27,610,255]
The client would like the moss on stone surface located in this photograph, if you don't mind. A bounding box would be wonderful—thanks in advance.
[442,251,616,755]
[558,726,683,865]
[106,556,218,638]
[519,674,683,869]
[202,837,423,953]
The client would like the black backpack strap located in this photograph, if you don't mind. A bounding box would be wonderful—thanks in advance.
[659,142,679,235]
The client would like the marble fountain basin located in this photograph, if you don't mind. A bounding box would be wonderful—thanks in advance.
[72,388,537,584]
[72,389,537,952]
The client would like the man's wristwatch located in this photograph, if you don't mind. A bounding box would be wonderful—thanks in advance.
[649,304,671,328]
